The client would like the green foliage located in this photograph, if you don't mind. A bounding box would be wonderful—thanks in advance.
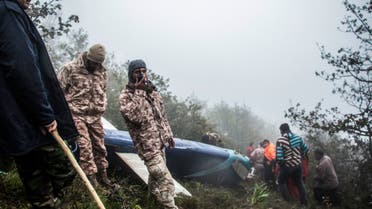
[248,183,269,205]
[32,14,214,142]
[179,181,250,209]
[27,0,82,70]
[285,0,371,158]
[207,101,276,151]
[164,96,214,140]
[0,166,28,209]
[147,69,214,140]
[48,28,89,70]
[4,164,349,209]
[0,166,159,209]
[178,180,303,209]
[303,131,372,209]
[103,60,215,140]
[103,56,129,130]
[26,1,230,145]
[28,0,79,39]
[285,1,372,205]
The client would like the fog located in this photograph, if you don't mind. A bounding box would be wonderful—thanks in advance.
[61,0,357,125]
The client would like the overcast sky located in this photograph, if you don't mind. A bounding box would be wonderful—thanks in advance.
[61,0,357,125]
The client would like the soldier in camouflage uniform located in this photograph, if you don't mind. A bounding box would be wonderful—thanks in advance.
[58,44,117,189]
[119,60,178,209]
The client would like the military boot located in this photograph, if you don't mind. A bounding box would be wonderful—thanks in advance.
[97,170,120,190]
[87,174,98,188]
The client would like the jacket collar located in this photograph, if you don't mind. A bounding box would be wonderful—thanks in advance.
[3,0,39,42]
[3,0,22,15]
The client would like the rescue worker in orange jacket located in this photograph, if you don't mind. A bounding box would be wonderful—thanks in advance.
[261,139,276,184]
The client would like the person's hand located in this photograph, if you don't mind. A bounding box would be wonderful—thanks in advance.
[168,138,175,149]
[40,120,57,135]
[134,75,147,89]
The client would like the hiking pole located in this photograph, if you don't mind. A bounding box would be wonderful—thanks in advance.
[51,131,106,209]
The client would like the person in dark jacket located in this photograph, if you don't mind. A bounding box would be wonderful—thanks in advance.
[0,0,79,208]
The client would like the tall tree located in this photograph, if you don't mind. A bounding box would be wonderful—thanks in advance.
[48,28,89,70]
[164,95,214,140]
[28,0,79,39]
[285,0,372,158]
[207,101,276,151]
[26,0,80,70]
[103,58,129,130]
[104,63,215,140]
[25,1,223,144]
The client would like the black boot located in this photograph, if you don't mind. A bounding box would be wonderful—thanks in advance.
[87,174,98,188]
[97,170,120,190]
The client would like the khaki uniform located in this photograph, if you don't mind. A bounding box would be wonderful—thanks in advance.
[120,85,177,209]
[58,53,108,176]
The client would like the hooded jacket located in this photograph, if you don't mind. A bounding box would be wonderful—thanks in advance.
[0,0,78,156]
[119,84,173,161]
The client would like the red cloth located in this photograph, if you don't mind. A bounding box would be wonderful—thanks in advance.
[302,157,309,181]
[246,146,254,156]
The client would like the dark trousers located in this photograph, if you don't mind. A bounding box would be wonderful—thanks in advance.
[263,158,275,184]
[14,144,76,209]
[278,165,307,205]
[313,187,340,206]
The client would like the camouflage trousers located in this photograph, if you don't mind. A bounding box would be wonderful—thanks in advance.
[14,144,76,209]
[74,117,108,176]
[144,152,178,209]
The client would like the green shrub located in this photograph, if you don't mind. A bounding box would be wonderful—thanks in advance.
[249,183,269,205]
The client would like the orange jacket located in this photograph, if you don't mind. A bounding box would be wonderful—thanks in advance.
[264,142,276,161]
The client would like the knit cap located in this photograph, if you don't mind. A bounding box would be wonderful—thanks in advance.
[87,44,106,64]
[128,59,146,83]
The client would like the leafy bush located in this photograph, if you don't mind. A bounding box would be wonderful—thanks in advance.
[248,183,269,205]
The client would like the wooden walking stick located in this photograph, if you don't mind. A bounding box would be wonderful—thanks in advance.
[51,131,106,209]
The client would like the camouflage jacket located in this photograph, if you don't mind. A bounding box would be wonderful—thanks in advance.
[58,52,107,123]
[119,85,173,161]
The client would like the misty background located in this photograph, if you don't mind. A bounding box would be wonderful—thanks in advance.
[61,0,357,126]
[0,1,370,208]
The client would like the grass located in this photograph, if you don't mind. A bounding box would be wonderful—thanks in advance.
[0,163,365,209]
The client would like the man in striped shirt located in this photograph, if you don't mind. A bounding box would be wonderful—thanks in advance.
[276,123,309,205]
